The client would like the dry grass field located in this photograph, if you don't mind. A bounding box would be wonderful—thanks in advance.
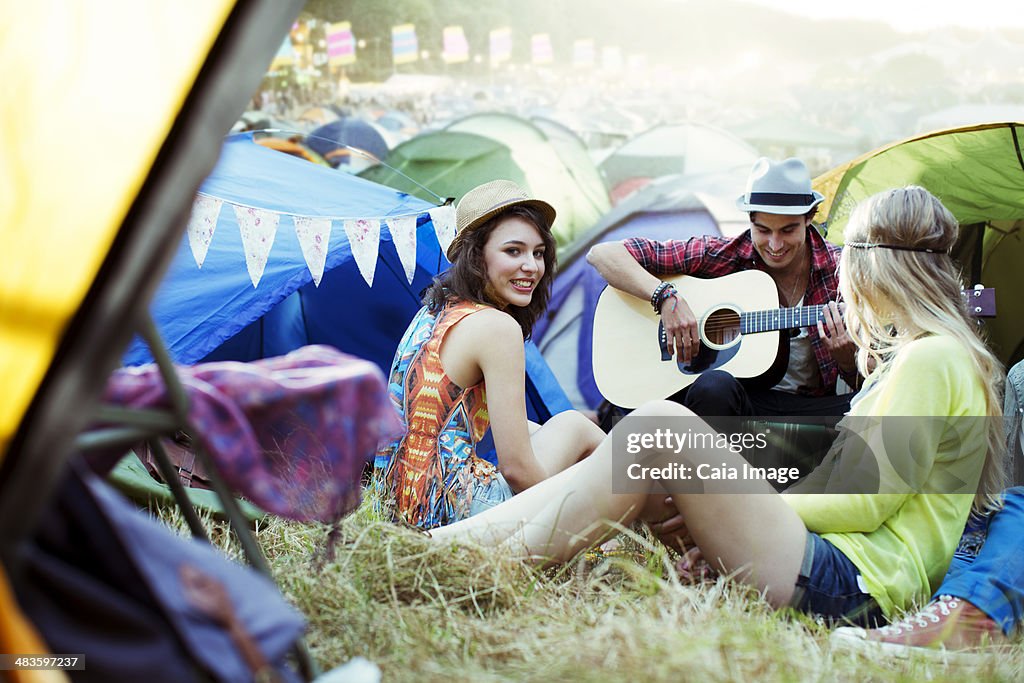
[153,492,1024,683]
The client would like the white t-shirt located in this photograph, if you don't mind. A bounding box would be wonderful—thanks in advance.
[774,296,822,394]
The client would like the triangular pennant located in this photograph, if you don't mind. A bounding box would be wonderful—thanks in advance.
[343,218,381,286]
[233,205,280,287]
[429,205,456,254]
[293,216,333,287]
[186,195,222,267]
[386,215,419,284]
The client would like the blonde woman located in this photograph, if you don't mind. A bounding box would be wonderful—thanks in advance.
[432,186,1005,627]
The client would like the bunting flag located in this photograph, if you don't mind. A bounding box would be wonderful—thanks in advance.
[233,205,280,288]
[344,218,381,286]
[489,27,512,66]
[429,204,456,254]
[442,25,469,64]
[186,195,222,268]
[293,216,332,286]
[391,23,418,65]
[531,34,553,65]
[386,215,419,284]
[327,21,356,66]
[184,193,444,288]
[572,39,595,68]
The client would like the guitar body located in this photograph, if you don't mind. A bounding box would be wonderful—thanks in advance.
[593,270,784,408]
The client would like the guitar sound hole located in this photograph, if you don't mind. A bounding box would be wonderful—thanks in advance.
[704,309,741,347]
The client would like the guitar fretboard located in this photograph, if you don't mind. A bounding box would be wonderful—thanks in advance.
[740,306,825,334]
[738,289,988,335]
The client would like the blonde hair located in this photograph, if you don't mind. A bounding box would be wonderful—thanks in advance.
[840,186,1005,511]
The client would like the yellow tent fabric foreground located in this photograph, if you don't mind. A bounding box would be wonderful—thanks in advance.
[0,0,235,459]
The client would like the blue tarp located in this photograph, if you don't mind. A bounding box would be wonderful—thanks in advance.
[125,134,569,425]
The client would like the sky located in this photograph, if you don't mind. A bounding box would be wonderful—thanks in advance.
[739,0,1024,33]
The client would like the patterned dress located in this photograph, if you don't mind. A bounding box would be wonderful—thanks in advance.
[375,299,504,529]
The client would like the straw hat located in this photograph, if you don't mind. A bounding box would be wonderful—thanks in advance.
[735,157,824,215]
[447,180,556,261]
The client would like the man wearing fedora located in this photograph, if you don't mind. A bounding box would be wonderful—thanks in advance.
[588,156,859,419]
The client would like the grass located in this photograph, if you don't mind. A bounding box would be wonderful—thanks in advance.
[152,496,1024,682]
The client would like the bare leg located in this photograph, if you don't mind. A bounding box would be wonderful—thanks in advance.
[530,409,606,477]
[433,400,809,607]
[670,493,806,607]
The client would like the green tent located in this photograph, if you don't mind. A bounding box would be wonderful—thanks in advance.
[447,113,610,246]
[361,113,610,249]
[599,122,759,203]
[813,122,1024,365]
[360,130,523,201]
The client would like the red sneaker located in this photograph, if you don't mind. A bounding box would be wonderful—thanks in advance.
[831,595,1007,660]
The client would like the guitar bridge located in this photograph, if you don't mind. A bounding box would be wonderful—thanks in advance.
[658,320,672,361]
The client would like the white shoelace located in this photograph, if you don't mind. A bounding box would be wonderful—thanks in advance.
[878,595,959,636]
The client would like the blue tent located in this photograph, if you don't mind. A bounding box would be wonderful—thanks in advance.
[307,117,390,169]
[125,134,570,428]
[534,176,726,410]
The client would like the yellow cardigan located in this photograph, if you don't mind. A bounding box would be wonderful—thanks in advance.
[783,335,989,617]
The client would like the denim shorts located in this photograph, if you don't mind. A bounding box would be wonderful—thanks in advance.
[789,532,884,627]
[468,472,514,517]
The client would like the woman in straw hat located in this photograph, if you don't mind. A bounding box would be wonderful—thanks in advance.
[433,186,1006,627]
[375,180,605,530]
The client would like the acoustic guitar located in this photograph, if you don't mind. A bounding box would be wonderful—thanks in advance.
[592,270,996,408]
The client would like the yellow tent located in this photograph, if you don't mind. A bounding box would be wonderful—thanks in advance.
[0,0,301,670]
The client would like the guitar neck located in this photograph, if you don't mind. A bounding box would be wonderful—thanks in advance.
[740,306,824,334]
[738,288,993,335]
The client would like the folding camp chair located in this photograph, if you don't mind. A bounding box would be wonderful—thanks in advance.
[73,312,402,681]
[75,313,319,680]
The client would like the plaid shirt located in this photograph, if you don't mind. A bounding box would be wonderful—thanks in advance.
[623,227,855,396]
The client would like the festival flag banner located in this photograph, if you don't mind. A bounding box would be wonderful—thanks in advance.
[386,215,419,284]
[489,27,512,66]
[429,204,456,254]
[186,195,222,268]
[293,216,332,286]
[602,45,624,73]
[344,218,382,286]
[572,39,595,68]
[234,206,280,287]
[442,25,469,64]
[391,23,418,65]
[327,21,356,66]
[531,34,553,65]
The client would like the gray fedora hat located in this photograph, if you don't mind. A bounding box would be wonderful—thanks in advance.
[735,157,825,215]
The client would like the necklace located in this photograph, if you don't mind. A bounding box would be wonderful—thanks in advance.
[781,250,809,307]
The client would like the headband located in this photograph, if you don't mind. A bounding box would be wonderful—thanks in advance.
[845,241,947,254]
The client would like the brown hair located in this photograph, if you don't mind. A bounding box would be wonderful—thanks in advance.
[424,204,556,339]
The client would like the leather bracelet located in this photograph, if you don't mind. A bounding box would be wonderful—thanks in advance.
[652,282,678,314]
[650,281,669,310]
